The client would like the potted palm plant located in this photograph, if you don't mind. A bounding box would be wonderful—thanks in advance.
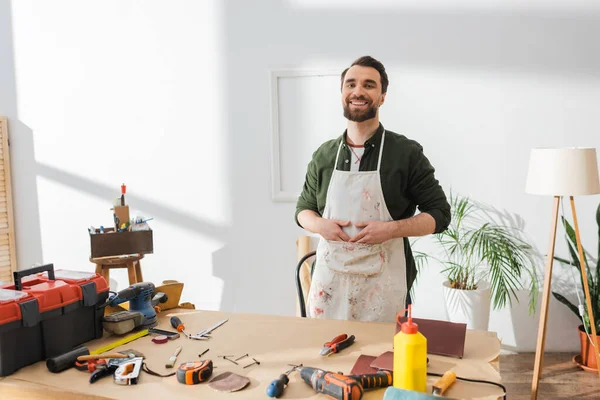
[415,194,539,330]
[552,202,600,371]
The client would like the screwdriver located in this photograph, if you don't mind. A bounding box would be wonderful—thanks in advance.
[266,365,300,398]
[170,316,190,338]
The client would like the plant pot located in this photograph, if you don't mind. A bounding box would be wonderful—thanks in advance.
[442,281,491,330]
[577,325,600,370]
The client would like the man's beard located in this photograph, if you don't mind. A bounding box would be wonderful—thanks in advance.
[343,100,378,122]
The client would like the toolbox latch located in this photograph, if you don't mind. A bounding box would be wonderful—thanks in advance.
[19,298,41,327]
[81,282,98,307]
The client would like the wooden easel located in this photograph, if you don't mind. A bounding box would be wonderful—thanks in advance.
[531,196,600,399]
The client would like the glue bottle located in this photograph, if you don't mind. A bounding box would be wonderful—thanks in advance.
[393,304,427,393]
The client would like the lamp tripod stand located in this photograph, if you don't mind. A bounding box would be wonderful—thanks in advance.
[531,196,600,399]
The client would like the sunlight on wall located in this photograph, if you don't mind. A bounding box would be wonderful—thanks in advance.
[10,1,228,308]
[287,0,600,12]
[11,1,229,224]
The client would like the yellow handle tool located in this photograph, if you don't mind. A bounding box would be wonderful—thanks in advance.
[432,371,457,396]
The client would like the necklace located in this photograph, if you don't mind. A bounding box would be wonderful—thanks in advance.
[348,144,364,164]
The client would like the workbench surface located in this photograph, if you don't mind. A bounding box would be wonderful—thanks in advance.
[0,309,503,399]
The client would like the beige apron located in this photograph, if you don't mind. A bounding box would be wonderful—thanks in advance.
[307,131,407,322]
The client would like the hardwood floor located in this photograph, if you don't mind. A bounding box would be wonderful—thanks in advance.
[500,353,600,399]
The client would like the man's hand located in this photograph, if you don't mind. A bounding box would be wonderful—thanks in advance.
[318,219,351,242]
[349,221,393,244]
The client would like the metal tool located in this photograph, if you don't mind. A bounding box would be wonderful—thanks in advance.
[114,357,144,385]
[177,360,213,385]
[320,333,355,356]
[243,358,260,369]
[89,357,136,384]
[190,318,229,340]
[266,364,301,398]
[170,316,190,338]
[199,349,210,358]
[148,327,180,340]
[166,346,182,368]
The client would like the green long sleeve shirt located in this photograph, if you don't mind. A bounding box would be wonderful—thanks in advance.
[295,123,451,293]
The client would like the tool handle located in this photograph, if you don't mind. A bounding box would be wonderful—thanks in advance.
[46,347,90,373]
[170,316,184,332]
[433,371,457,395]
[14,264,55,290]
[348,371,392,389]
[78,354,129,361]
[324,334,348,347]
[89,365,118,384]
[333,334,355,353]
[320,373,363,400]
[266,374,289,397]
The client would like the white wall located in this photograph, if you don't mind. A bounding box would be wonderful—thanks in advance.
[2,0,600,352]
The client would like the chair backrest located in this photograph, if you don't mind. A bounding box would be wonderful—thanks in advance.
[296,250,316,318]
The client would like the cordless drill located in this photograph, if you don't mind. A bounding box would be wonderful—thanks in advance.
[297,366,392,400]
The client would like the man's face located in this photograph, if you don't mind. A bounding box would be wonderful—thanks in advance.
[342,65,386,123]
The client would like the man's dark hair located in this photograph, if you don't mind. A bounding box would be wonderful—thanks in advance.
[341,56,389,94]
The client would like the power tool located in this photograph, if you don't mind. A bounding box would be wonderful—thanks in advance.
[102,282,168,332]
[297,366,392,400]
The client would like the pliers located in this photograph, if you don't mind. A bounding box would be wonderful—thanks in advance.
[320,334,355,356]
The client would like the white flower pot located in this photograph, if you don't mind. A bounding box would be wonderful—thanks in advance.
[442,281,492,330]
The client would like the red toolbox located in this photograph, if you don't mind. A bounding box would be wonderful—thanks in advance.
[0,288,43,376]
[1,264,108,360]
[37,268,109,347]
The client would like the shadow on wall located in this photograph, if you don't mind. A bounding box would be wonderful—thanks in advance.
[0,0,242,311]
[476,201,590,351]
[0,0,44,269]
[506,288,582,353]
[34,163,240,311]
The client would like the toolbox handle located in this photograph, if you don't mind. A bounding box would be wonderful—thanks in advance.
[14,263,55,291]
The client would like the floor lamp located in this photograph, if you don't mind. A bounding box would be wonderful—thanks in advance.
[525,148,600,400]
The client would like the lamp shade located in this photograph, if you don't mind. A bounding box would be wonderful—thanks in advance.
[525,148,600,196]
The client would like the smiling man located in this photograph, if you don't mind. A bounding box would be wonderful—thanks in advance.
[295,56,451,322]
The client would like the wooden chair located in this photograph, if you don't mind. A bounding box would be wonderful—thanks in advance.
[296,250,316,318]
[90,254,144,286]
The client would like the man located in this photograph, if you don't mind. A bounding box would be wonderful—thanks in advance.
[295,56,450,322]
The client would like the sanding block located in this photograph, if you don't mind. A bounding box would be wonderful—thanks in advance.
[103,311,145,335]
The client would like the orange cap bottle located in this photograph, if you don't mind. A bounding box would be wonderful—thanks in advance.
[393,304,427,392]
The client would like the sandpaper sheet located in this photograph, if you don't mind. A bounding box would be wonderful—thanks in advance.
[370,351,394,371]
[208,372,250,392]
[396,317,467,358]
[349,355,378,375]
[370,351,429,372]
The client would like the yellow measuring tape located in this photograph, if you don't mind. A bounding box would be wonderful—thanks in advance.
[91,329,149,355]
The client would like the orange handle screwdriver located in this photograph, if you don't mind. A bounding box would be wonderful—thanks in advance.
[170,316,189,338]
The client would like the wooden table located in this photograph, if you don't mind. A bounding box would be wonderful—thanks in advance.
[0,310,504,399]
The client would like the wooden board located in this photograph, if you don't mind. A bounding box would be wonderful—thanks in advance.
[0,117,16,283]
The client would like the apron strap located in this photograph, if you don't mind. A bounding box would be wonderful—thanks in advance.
[377,130,386,172]
[333,140,344,170]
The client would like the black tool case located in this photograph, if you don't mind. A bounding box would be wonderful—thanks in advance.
[0,288,43,376]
